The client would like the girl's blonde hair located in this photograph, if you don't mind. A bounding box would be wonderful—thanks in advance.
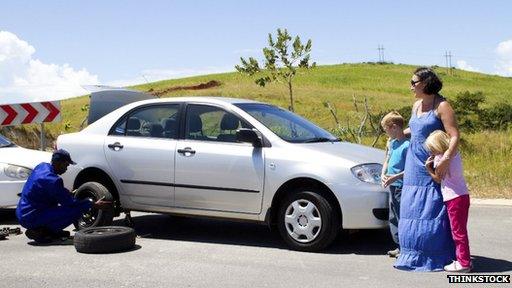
[425,130,450,154]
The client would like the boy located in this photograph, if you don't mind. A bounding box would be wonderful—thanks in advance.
[380,111,410,258]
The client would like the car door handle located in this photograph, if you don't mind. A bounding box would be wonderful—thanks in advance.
[177,147,196,155]
[108,142,124,150]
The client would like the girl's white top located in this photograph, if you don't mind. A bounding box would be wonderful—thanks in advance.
[434,152,469,202]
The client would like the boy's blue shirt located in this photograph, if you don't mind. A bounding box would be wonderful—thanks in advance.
[386,138,410,187]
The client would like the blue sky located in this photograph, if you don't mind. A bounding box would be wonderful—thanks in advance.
[1,0,511,103]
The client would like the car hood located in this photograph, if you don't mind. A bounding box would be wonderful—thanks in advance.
[0,147,51,168]
[299,141,385,165]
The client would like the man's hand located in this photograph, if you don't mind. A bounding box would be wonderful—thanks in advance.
[93,199,113,210]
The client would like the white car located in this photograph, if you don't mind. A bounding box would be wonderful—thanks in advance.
[57,96,388,251]
[0,134,52,208]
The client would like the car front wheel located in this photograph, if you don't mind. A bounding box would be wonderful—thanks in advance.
[277,190,340,252]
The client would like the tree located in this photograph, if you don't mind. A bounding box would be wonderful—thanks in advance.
[235,28,316,112]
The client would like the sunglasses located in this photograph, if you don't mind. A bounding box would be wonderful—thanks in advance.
[411,80,421,86]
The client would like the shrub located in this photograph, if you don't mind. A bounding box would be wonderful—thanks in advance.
[450,91,485,133]
[480,102,512,130]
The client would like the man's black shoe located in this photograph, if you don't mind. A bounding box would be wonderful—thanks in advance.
[25,228,53,243]
[50,230,71,239]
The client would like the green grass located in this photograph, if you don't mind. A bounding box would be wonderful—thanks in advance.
[7,63,512,199]
[460,130,512,199]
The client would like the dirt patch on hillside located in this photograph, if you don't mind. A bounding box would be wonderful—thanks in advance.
[148,80,221,97]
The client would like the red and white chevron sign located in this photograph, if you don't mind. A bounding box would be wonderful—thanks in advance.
[0,101,61,126]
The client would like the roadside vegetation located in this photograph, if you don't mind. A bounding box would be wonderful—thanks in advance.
[3,63,511,198]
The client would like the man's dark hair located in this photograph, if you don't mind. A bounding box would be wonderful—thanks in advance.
[414,67,443,95]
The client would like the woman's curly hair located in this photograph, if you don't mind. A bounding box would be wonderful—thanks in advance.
[414,67,443,95]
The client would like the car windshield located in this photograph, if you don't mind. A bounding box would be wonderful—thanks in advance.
[235,103,340,143]
[0,134,15,148]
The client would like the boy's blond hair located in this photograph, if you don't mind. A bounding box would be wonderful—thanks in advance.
[425,130,450,155]
[381,111,404,128]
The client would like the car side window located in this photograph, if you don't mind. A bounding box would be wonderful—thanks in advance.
[110,105,180,139]
[185,105,251,143]
[111,117,127,136]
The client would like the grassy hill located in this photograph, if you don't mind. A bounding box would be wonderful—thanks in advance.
[5,63,512,198]
[46,63,512,135]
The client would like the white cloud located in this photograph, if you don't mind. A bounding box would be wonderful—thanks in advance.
[495,39,512,77]
[107,67,234,87]
[0,31,99,105]
[456,60,480,72]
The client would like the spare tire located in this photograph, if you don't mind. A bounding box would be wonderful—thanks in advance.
[74,226,136,254]
[74,182,115,230]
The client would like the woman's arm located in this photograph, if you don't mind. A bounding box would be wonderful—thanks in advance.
[435,100,460,178]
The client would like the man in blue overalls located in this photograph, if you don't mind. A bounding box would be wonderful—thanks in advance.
[16,149,110,243]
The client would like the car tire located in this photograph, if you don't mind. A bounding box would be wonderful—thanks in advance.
[277,190,340,252]
[73,182,115,230]
[73,226,136,254]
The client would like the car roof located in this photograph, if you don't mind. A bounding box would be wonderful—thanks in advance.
[87,88,273,125]
[133,96,265,106]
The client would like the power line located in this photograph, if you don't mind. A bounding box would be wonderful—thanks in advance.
[383,48,496,61]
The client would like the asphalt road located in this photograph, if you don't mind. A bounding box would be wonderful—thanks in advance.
[1,205,511,288]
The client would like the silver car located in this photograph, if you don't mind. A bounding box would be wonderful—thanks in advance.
[0,134,51,208]
[58,96,388,251]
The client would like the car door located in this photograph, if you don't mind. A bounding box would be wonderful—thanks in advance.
[174,104,264,214]
[104,104,180,208]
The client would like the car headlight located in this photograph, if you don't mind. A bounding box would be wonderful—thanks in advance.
[3,164,32,180]
[351,163,382,184]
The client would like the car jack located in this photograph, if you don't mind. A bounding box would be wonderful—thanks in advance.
[124,211,135,228]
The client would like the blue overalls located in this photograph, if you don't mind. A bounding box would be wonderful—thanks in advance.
[16,162,92,232]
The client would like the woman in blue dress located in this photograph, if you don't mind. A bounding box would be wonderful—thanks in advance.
[394,67,461,271]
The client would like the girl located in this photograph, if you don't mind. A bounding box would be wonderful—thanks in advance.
[425,130,471,273]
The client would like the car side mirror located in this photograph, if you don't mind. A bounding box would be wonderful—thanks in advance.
[236,128,263,147]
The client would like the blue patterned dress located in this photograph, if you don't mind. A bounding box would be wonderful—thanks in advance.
[394,101,455,271]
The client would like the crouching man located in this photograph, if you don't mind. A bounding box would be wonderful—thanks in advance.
[16,149,111,243]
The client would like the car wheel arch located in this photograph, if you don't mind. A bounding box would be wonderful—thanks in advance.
[73,167,121,213]
[268,177,342,228]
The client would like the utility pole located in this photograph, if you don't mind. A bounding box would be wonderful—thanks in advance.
[444,51,453,75]
[448,51,452,70]
[40,123,45,151]
[377,45,385,63]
